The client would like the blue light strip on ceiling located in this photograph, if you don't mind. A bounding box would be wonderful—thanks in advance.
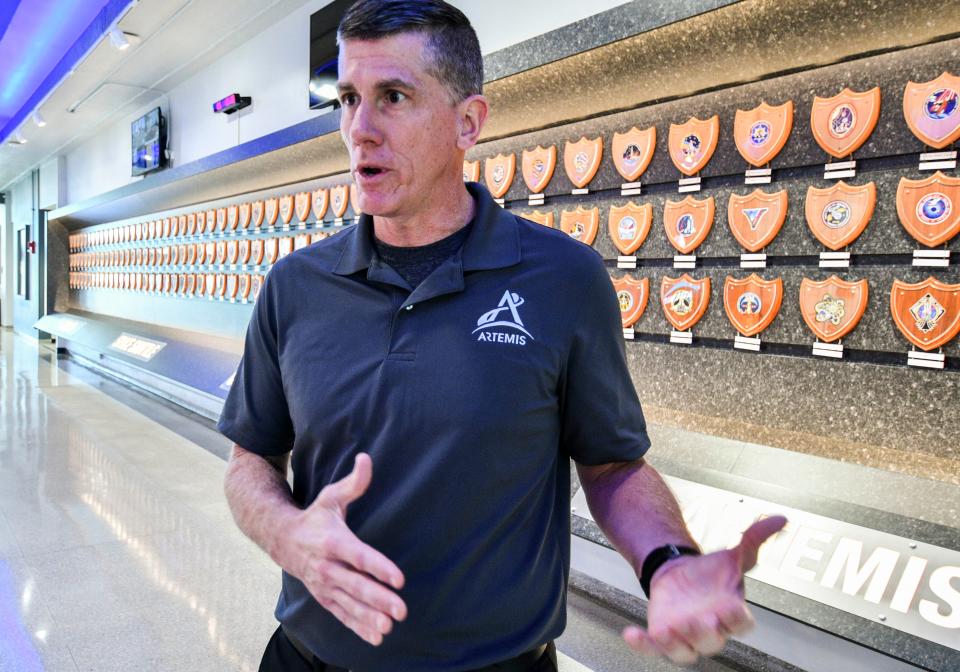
[0,0,134,146]
[0,1,21,44]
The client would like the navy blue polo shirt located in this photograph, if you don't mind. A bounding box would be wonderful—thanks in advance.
[218,182,650,672]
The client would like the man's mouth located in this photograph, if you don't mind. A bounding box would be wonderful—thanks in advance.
[357,164,387,178]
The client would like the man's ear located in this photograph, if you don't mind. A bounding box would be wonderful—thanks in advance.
[456,94,488,151]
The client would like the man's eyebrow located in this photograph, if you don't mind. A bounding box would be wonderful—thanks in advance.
[336,78,417,95]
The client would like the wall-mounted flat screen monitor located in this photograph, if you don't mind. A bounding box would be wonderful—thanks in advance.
[309,0,353,110]
[131,107,166,177]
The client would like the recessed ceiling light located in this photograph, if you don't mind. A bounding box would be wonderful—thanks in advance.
[32,112,46,128]
[8,132,27,145]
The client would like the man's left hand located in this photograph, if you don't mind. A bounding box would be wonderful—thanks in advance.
[623,515,787,665]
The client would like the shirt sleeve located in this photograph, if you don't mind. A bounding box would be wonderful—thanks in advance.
[559,252,651,465]
[217,270,295,456]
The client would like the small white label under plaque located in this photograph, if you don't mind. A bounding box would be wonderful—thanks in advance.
[824,160,856,180]
[622,327,635,340]
[744,167,772,185]
[740,253,767,269]
[678,176,701,193]
[571,188,589,196]
[919,150,957,171]
[912,250,950,268]
[908,351,945,369]
[670,330,693,345]
[621,182,642,197]
[617,255,637,269]
[812,341,844,359]
[734,334,761,351]
[673,254,696,269]
[528,194,545,207]
[819,251,851,268]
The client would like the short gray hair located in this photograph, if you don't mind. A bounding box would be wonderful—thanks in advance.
[337,0,483,103]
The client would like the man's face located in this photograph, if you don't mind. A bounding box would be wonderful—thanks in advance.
[338,32,463,219]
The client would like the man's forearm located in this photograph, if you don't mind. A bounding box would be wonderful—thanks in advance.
[223,444,300,566]
[577,459,697,576]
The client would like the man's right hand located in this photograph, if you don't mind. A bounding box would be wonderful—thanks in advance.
[280,452,407,646]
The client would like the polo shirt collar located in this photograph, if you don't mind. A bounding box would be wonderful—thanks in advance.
[332,181,520,277]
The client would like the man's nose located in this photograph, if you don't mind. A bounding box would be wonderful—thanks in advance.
[349,99,382,146]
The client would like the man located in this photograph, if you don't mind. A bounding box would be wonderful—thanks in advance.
[219,1,786,670]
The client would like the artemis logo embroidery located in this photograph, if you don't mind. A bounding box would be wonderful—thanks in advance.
[473,290,534,345]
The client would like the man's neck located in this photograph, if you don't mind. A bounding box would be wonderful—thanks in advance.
[372,181,475,248]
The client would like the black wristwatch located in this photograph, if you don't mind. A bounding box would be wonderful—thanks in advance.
[639,544,701,598]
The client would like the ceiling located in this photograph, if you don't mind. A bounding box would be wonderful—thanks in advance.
[0,0,114,136]
[0,0,316,192]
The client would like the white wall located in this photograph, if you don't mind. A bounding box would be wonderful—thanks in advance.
[63,0,631,206]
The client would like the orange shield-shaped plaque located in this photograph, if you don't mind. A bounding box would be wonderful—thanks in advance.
[350,184,361,216]
[523,210,554,227]
[312,188,329,220]
[227,240,239,264]
[669,116,719,176]
[294,192,311,222]
[902,72,960,149]
[250,239,265,265]
[279,195,295,224]
[895,171,960,248]
[727,188,788,252]
[734,101,794,167]
[205,210,217,233]
[264,238,279,265]
[723,274,783,337]
[611,127,655,182]
[463,159,480,182]
[239,274,251,300]
[810,87,881,158]
[237,240,251,265]
[663,195,715,254]
[226,274,238,300]
[521,145,557,194]
[609,202,653,255]
[238,203,251,230]
[804,181,876,251]
[187,213,197,236]
[216,208,227,231]
[890,277,960,351]
[226,205,239,231]
[251,200,265,229]
[612,276,649,328]
[484,153,516,198]
[800,276,868,343]
[560,206,599,246]
[331,185,349,218]
[563,137,602,189]
[264,198,279,227]
[661,274,711,332]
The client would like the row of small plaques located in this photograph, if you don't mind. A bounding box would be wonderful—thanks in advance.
[68,185,358,251]
[469,73,960,195]
[69,272,264,302]
[69,232,328,271]
[518,170,958,254]
[615,273,960,355]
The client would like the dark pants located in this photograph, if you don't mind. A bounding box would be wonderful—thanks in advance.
[258,625,558,672]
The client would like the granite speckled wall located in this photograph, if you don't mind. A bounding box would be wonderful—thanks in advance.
[467,34,960,483]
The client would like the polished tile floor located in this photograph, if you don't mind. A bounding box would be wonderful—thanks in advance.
[0,330,743,672]
[0,330,280,671]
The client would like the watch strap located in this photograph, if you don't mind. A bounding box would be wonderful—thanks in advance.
[639,544,701,597]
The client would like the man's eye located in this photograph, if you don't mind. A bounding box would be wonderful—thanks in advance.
[386,90,407,104]
[341,93,358,106]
